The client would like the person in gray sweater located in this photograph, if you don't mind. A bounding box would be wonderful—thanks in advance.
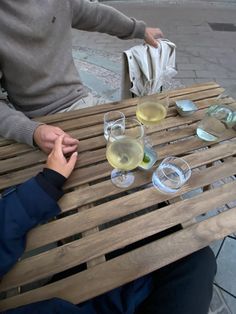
[0,0,163,154]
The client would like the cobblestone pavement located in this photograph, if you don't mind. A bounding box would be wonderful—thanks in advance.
[72,1,236,313]
[73,1,236,101]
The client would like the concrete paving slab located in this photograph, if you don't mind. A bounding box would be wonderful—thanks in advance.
[209,286,232,314]
[221,290,236,314]
[73,1,236,99]
[210,239,224,257]
[215,237,236,296]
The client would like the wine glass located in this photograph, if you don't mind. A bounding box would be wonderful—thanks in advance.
[136,80,169,169]
[136,93,169,127]
[106,118,144,188]
[103,111,125,141]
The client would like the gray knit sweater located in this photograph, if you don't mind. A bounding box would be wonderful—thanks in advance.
[0,0,146,146]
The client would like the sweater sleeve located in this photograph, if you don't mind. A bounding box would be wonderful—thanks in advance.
[0,70,42,147]
[70,0,146,40]
[35,168,66,201]
[0,177,62,277]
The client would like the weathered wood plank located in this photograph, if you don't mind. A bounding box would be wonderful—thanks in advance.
[23,143,236,252]
[24,157,236,252]
[1,112,202,174]
[32,82,221,124]
[0,126,235,191]
[0,93,233,167]
[1,205,236,311]
[1,95,233,162]
[1,81,236,311]
[1,161,235,292]
[39,88,224,131]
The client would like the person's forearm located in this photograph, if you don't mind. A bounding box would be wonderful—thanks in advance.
[0,177,62,276]
[35,168,66,201]
[71,0,146,39]
[0,100,42,146]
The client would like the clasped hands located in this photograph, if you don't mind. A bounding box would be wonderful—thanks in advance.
[34,124,79,155]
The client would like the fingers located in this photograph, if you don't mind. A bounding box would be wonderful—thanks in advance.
[144,27,164,48]
[62,144,78,155]
[49,133,78,156]
[61,135,79,155]
[63,135,79,146]
[149,37,159,48]
[52,135,64,156]
[67,151,78,170]
[156,29,164,38]
[46,136,78,178]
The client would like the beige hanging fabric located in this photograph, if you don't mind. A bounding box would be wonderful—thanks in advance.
[121,39,177,99]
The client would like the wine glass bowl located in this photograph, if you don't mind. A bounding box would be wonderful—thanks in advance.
[136,95,169,126]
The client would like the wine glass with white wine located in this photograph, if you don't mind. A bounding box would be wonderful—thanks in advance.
[136,78,169,126]
[136,94,169,126]
[106,118,144,188]
[135,80,169,169]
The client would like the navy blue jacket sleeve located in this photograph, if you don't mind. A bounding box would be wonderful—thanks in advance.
[0,177,61,277]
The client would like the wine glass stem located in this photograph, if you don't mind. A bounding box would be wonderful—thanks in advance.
[111,169,135,188]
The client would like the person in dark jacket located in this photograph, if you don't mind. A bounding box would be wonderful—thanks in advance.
[0,136,217,314]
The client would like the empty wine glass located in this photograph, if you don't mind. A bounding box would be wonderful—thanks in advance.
[104,111,125,141]
[106,118,144,188]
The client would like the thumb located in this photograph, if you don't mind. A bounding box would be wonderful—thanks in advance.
[53,135,65,157]
[67,151,78,170]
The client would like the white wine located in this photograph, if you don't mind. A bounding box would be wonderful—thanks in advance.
[106,136,144,171]
[136,101,167,126]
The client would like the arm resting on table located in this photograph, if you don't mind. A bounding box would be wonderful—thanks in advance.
[0,169,65,277]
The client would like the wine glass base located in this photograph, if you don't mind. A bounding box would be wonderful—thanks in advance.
[111,169,135,188]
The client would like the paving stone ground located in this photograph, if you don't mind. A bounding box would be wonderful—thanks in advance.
[73,1,236,100]
[72,1,236,312]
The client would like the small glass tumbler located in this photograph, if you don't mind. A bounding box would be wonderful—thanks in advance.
[197,93,236,141]
[152,156,191,193]
[104,111,125,141]
[196,116,226,142]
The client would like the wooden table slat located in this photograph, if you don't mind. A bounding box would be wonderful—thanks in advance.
[1,95,234,175]
[32,82,222,124]
[1,179,236,292]
[23,146,236,253]
[1,205,236,311]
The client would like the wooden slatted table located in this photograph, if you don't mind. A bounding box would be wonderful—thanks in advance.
[0,82,236,311]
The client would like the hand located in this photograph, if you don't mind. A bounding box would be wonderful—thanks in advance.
[46,135,78,178]
[33,124,79,154]
[144,27,164,48]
